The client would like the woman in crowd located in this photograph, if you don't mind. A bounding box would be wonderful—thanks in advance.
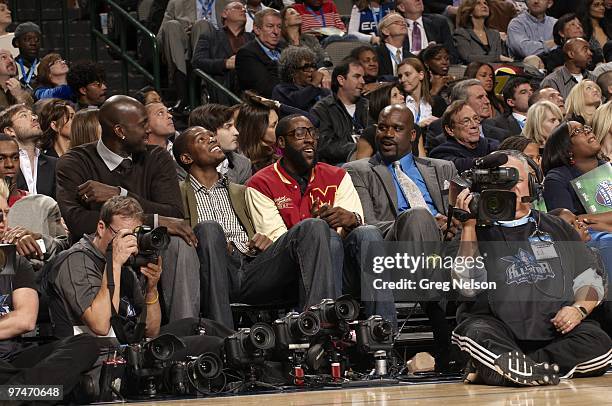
[70,107,101,149]
[565,80,602,126]
[272,46,331,112]
[464,61,504,117]
[34,53,73,101]
[350,45,381,86]
[347,0,393,44]
[498,135,542,166]
[523,100,563,148]
[280,6,331,67]
[453,0,512,64]
[397,58,446,130]
[592,101,612,161]
[420,44,454,103]
[0,1,15,55]
[577,0,611,49]
[39,98,75,158]
[236,94,280,173]
[356,82,406,159]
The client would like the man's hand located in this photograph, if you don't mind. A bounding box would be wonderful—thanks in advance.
[319,68,331,89]
[158,216,197,246]
[418,116,438,128]
[5,78,28,100]
[319,205,357,229]
[225,55,236,70]
[2,227,44,259]
[455,189,477,229]
[247,233,273,253]
[141,257,162,293]
[551,306,583,335]
[544,39,556,49]
[2,226,29,244]
[78,180,120,204]
[112,229,138,268]
[435,214,461,240]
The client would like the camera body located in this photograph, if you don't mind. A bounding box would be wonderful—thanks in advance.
[274,311,320,351]
[354,315,394,353]
[225,323,276,367]
[307,296,360,336]
[127,226,171,268]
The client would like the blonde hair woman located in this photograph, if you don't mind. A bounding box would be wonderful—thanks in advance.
[592,101,612,161]
[523,101,563,147]
[565,80,602,125]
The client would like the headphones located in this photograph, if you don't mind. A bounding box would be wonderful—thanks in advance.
[524,154,543,203]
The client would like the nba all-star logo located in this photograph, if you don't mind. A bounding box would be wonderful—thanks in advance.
[501,249,555,285]
[595,180,612,208]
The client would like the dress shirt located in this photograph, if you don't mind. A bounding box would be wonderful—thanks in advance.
[386,152,437,215]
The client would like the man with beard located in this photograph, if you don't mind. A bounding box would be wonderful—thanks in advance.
[66,61,108,111]
[12,22,41,90]
[173,126,337,329]
[56,95,201,322]
[311,58,370,165]
[246,114,397,325]
[0,104,57,199]
[0,49,32,108]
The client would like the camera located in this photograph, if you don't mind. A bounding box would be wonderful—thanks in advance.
[225,323,276,367]
[127,226,171,268]
[166,352,223,395]
[308,295,360,335]
[354,315,394,353]
[450,154,519,225]
[274,311,320,350]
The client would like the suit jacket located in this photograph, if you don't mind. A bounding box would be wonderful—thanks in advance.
[235,39,283,98]
[421,14,459,63]
[344,153,456,234]
[453,27,504,64]
[192,27,254,97]
[375,41,414,77]
[179,178,255,238]
[226,151,252,185]
[486,114,522,137]
[17,153,57,200]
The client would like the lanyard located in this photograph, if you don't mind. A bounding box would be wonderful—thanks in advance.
[371,7,381,28]
[17,57,37,87]
[306,6,326,27]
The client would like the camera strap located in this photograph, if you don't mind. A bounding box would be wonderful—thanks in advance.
[105,250,147,344]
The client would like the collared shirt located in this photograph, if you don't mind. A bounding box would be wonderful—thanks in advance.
[385,43,403,75]
[540,65,597,99]
[405,16,428,54]
[405,95,432,124]
[386,153,437,216]
[224,26,249,53]
[512,112,527,129]
[507,11,556,58]
[18,148,39,194]
[96,140,131,197]
[190,174,250,254]
[255,37,281,61]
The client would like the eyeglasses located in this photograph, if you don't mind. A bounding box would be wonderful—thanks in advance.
[50,59,67,67]
[298,63,317,72]
[570,125,593,138]
[454,116,481,128]
[286,126,319,140]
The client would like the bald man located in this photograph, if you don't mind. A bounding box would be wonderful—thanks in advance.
[56,95,201,322]
[540,38,597,99]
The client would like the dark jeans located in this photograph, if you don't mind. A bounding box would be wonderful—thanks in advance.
[0,334,99,403]
[330,225,398,326]
[195,218,337,329]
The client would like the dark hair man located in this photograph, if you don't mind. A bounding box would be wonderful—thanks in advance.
[173,126,337,328]
[311,58,370,165]
[452,150,611,386]
[66,61,108,111]
[56,95,201,321]
[489,77,533,135]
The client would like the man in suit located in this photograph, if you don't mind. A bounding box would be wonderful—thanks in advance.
[192,1,254,103]
[395,0,458,63]
[173,125,337,329]
[157,0,217,110]
[375,12,413,77]
[489,76,533,136]
[426,79,509,151]
[236,9,283,98]
[345,104,460,371]
[0,104,56,199]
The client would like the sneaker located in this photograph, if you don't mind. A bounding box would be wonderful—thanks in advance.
[494,351,560,386]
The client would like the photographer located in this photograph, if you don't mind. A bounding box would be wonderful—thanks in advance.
[450,150,611,386]
[48,196,233,356]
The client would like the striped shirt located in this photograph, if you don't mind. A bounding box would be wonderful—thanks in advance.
[293,1,346,34]
[190,175,250,254]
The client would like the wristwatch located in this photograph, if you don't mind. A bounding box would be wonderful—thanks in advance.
[573,305,588,319]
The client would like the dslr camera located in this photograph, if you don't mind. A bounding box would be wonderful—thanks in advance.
[127,226,171,268]
[450,154,519,225]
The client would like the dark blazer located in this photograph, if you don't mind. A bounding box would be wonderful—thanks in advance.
[425,117,510,151]
[344,153,456,235]
[192,28,255,97]
[235,39,283,98]
[486,113,522,137]
[421,14,459,63]
[424,0,451,14]
[179,179,256,238]
[429,136,500,173]
[17,153,57,200]
[375,41,414,77]
[453,27,504,64]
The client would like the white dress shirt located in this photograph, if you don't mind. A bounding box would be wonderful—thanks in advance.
[19,148,39,195]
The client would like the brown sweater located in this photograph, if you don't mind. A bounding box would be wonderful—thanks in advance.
[56,142,183,238]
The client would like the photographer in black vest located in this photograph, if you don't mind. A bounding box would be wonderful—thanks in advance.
[450,150,611,386]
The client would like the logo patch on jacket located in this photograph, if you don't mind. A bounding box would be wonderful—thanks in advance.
[274,196,293,210]
[595,180,612,208]
[502,248,555,285]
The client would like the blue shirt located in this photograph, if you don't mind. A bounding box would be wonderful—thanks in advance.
[507,11,556,58]
[255,38,280,61]
[387,153,438,216]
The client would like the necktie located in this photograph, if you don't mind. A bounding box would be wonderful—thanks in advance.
[393,161,428,210]
[394,49,402,75]
[411,21,422,52]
